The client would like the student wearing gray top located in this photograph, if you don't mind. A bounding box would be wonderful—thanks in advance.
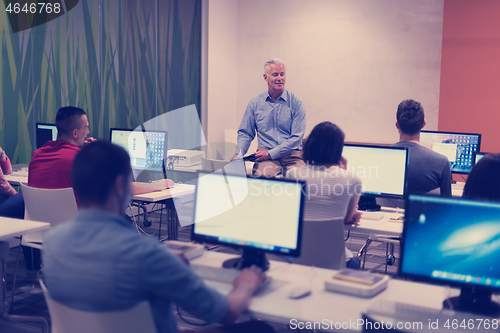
[232,58,306,177]
[391,99,452,196]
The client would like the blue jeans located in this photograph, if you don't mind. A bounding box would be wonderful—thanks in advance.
[0,192,25,219]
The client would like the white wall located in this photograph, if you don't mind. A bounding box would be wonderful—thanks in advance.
[206,0,239,143]
[207,0,444,144]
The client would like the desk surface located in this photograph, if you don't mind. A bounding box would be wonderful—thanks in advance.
[132,184,195,202]
[452,182,464,197]
[165,161,254,174]
[347,207,403,237]
[0,217,50,240]
[192,251,457,333]
[5,173,28,186]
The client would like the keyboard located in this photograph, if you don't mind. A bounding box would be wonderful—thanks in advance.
[360,211,384,221]
[367,300,498,332]
[191,264,273,292]
[192,264,241,283]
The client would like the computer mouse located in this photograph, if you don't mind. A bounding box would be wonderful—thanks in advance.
[287,286,311,299]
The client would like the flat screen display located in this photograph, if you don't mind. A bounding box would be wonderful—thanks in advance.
[192,173,305,257]
[401,194,500,291]
[36,123,58,149]
[473,152,489,166]
[420,130,481,174]
[342,144,408,199]
[110,128,167,173]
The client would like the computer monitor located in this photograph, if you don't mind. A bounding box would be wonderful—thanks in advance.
[400,194,500,316]
[191,172,305,271]
[420,130,481,174]
[36,123,58,149]
[341,144,409,210]
[473,152,489,166]
[109,128,167,173]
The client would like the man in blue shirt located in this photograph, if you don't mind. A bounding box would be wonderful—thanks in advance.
[42,141,272,333]
[233,58,306,177]
[391,99,452,196]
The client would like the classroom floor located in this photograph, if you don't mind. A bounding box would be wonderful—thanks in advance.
[1,209,400,333]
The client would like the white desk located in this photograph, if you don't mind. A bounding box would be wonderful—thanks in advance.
[191,251,457,333]
[0,218,50,328]
[452,182,465,197]
[5,173,28,186]
[346,208,403,238]
[132,184,196,240]
[132,183,195,202]
[0,217,50,241]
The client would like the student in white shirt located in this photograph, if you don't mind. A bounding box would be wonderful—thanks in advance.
[287,121,362,268]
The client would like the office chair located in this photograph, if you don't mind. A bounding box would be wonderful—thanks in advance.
[291,217,346,270]
[40,280,157,333]
[11,184,78,306]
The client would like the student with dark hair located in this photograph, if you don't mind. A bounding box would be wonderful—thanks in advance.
[287,121,362,268]
[302,121,345,166]
[42,141,274,333]
[391,99,451,196]
[29,106,173,193]
[26,106,173,271]
[29,106,91,189]
[463,153,500,202]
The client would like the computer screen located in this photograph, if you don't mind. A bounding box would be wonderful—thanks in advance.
[341,144,409,199]
[192,172,305,270]
[36,123,58,149]
[110,128,167,173]
[420,130,481,174]
[400,194,500,315]
[473,152,489,166]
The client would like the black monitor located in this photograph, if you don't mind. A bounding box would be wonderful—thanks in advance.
[473,152,490,166]
[36,123,58,149]
[191,172,305,271]
[109,128,167,173]
[400,194,500,316]
[420,130,481,174]
[341,144,409,210]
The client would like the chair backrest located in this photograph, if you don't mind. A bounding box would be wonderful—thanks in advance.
[40,280,157,333]
[291,217,346,270]
[21,183,78,243]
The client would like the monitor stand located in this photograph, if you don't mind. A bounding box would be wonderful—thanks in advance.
[443,287,500,316]
[222,248,270,272]
[358,196,381,211]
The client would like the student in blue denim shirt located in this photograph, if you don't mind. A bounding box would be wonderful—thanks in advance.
[43,141,273,333]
